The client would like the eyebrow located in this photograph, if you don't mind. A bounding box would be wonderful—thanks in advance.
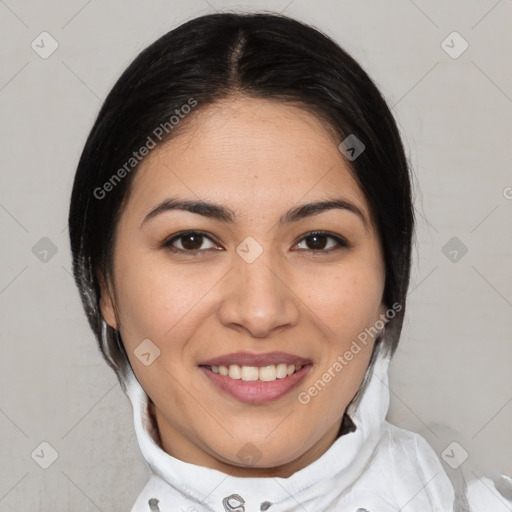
[141,196,368,230]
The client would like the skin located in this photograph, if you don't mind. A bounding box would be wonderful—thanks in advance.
[100,94,387,478]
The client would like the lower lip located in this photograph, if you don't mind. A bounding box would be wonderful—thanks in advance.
[199,365,312,404]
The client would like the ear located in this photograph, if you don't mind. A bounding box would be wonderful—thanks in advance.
[99,275,118,330]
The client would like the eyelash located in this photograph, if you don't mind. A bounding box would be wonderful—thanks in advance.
[161,230,348,256]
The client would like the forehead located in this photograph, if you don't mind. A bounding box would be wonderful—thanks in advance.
[127,96,369,222]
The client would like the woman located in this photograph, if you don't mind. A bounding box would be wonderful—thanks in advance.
[68,11,506,512]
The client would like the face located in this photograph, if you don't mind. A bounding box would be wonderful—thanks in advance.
[100,95,387,477]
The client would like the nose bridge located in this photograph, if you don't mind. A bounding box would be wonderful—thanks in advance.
[218,236,299,336]
[238,240,281,297]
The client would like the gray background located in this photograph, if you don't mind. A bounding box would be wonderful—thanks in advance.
[0,1,511,510]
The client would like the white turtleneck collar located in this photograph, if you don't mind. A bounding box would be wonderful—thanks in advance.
[123,349,462,512]
[126,349,388,504]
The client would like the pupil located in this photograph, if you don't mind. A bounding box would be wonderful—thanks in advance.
[182,233,202,250]
[308,234,326,250]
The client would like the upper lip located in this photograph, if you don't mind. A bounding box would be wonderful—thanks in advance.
[198,351,312,368]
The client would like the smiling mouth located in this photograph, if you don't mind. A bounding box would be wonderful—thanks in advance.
[199,362,313,404]
[200,363,312,382]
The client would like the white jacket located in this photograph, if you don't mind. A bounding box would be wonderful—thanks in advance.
[123,350,511,512]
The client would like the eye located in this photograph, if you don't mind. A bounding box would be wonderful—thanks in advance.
[162,229,348,256]
[162,230,219,254]
[295,231,348,253]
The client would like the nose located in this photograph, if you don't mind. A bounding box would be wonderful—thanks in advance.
[217,244,300,338]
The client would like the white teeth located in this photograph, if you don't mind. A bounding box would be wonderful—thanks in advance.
[211,363,305,381]
[241,366,259,381]
[276,363,288,378]
[259,365,276,382]
[228,364,242,379]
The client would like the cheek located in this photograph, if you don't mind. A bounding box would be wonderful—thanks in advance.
[112,254,171,338]
[113,254,215,348]
[112,259,202,400]
[298,261,383,337]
